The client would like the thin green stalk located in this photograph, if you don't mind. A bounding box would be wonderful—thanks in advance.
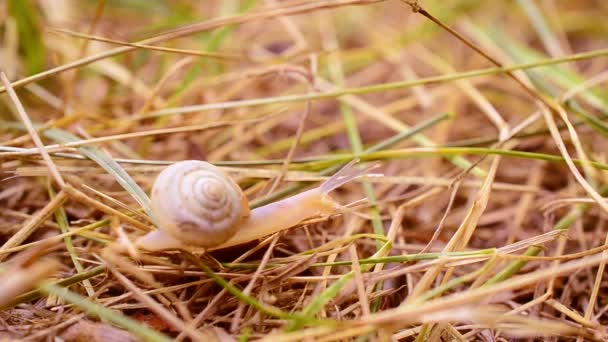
[40,283,172,342]
[135,47,608,119]
[286,271,355,331]
[324,29,385,251]
[295,147,608,172]
[167,0,257,105]
[564,100,608,137]
[238,327,252,342]
[5,143,608,173]
[181,251,311,322]
[258,112,450,157]
[499,51,608,137]
[517,0,564,59]
[7,0,45,74]
[500,31,607,114]
[44,128,155,223]
[256,123,343,157]
[223,248,496,270]
[286,235,396,331]
[48,186,95,297]
[6,265,106,309]
[445,120,583,147]
[250,113,451,208]
[410,255,498,305]
[371,113,453,151]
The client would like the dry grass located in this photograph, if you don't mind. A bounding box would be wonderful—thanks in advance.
[1,0,608,341]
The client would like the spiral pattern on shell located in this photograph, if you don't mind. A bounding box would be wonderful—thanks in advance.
[151,160,244,247]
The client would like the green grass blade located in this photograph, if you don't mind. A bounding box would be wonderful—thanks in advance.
[44,128,155,223]
[181,251,301,321]
[471,24,608,114]
[250,113,452,208]
[48,186,95,297]
[6,265,106,309]
[8,0,45,74]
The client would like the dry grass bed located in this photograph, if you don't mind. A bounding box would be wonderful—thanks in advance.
[1,0,608,341]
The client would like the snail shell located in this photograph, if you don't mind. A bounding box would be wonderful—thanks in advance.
[150,160,249,248]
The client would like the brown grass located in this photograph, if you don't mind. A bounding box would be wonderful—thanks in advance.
[2,0,608,341]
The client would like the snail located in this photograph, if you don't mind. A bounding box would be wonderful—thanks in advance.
[135,160,367,251]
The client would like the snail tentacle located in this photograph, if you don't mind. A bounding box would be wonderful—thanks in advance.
[319,159,374,194]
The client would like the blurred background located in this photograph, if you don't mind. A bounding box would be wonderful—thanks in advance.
[2,0,608,340]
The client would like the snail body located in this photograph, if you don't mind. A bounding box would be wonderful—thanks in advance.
[212,186,335,249]
[135,160,365,251]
